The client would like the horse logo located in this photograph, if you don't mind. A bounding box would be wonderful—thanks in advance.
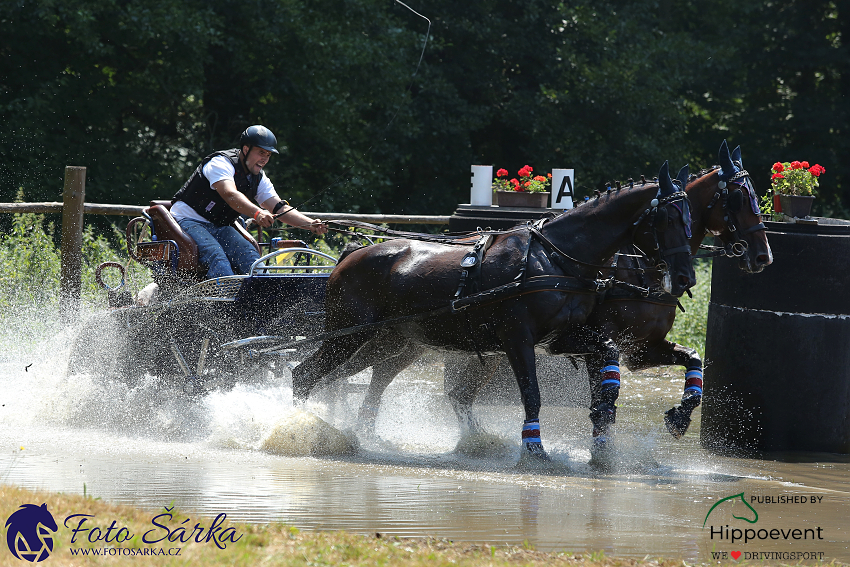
[5,503,58,562]
[703,492,759,527]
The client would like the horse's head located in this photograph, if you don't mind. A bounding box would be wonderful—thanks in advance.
[688,141,773,273]
[5,503,58,561]
[630,161,697,297]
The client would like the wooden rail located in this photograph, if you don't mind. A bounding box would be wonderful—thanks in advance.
[0,201,451,224]
[1,186,451,324]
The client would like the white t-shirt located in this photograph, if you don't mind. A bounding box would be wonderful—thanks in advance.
[171,155,281,223]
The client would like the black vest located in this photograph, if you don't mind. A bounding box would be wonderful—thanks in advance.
[172,149,262,226]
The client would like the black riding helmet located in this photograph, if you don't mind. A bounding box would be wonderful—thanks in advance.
[239,125,279,154]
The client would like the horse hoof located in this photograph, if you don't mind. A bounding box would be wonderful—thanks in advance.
[664,407,691,439]
[522,441,551,461]
[589,436,615,470]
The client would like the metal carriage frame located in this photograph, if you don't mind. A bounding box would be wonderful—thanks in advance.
[72,201,339,394]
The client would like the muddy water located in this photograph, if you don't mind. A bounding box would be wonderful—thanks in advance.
[1,328,848,563]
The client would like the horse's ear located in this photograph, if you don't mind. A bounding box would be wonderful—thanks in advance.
[658,160,674,196]
[731,145,742,166]
[718,139,736,180]
[676,164,689,191]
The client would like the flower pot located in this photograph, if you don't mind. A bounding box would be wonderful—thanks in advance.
[495,191,550,208]
[773,194,783,214]
[778,194,815,218]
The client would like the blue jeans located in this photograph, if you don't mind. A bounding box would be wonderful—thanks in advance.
[178,218,260,279]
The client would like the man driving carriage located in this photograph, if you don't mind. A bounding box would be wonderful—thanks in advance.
[171,124,328,279]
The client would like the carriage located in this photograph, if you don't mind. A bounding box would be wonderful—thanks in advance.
[69,200,337,394]
[70,142,771,461]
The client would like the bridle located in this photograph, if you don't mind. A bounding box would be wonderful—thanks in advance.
[627,185,692,275]
[699,165,767,259]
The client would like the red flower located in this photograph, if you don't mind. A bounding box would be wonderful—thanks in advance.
[496,168,509,178]
[809,164,825,177]
[801,161,810,169]
[771,173,785,180]
[533,175,547,183]
[518,165,533,178]
[790,161,803,170]
[547,173,552,178]
[510,178,519,187]
[772,162,784,173]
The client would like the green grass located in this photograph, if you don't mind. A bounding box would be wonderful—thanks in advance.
[0,483,726,567]
[667,260,711,355]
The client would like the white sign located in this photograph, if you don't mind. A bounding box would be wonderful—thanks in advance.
[550,169,575,209]
[470,165,493,206]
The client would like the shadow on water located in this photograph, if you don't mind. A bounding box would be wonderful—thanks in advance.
[1,314,848,561]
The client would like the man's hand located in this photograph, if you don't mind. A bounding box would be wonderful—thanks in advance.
[309,219,328,235]
[254,209,275,228]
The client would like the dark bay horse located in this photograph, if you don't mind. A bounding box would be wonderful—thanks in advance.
[444,141,772,451]
[291,162,696,459]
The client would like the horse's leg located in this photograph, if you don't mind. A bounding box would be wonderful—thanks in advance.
[357,342,426,432]
[546,328,622,447]
[443,352,503,435]
[626,339,703,438]
[584,339,622,448]
[501,336,549,460]
[291,331,372,401]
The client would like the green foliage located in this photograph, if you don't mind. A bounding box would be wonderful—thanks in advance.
[667,261,712,354]
[0,212,149,354]
[1,0,848,218]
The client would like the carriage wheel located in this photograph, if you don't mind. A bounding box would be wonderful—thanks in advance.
[164,324,275,394]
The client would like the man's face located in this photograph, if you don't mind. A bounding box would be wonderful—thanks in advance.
[242,146,273,175]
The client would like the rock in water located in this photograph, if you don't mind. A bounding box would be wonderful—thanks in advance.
[260,410,356,457]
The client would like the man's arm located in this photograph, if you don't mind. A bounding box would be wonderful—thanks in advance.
[260,197,328,235]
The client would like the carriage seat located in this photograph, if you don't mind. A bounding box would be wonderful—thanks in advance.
[130,200,261,282]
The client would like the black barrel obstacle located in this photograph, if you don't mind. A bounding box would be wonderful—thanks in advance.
[701,219,850,455]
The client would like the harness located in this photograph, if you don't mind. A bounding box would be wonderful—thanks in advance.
[225,191,692,355]
[697,166,767,259]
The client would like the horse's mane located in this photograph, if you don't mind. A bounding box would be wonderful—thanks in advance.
[573,176,659,208]
[691,165,721,180]
[590,166,720,192]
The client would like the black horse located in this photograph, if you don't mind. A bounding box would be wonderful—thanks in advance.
[443,141,772,450]
[291,162,695,459]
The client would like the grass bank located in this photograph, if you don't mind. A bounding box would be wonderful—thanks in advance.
[0,483,722,567]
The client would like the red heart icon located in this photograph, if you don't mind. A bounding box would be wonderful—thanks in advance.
[731,551,742,560]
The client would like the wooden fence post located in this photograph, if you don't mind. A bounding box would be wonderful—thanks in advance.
[60,166,86,324]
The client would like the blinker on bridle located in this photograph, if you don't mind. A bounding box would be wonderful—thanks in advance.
[632,186,692,269]
[706,164,767,258]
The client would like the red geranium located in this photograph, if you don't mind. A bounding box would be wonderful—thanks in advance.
[770,160,824,197]
[492,165,551,193]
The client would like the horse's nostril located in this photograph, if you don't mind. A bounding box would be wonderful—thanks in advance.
[757,254,770,265]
